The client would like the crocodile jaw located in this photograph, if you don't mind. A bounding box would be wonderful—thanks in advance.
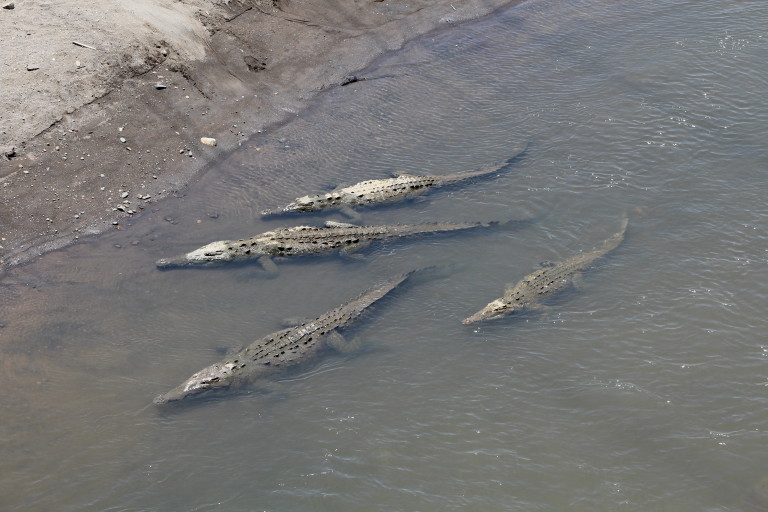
[281,194,325,213]
[153,363,233,404]
[462,298,516,325]
[156,241,237,268]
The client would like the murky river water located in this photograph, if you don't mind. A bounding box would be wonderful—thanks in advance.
[3,0,768,510]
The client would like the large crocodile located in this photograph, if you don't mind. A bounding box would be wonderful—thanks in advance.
[462,218,628,324]
[153,269,420,404]
[156,220,502,272]
[261,142,528,216]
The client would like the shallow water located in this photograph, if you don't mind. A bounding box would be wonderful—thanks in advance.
[3,0,768,510]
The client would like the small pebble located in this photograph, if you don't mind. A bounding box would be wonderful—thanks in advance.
[3,2,15,10]
[120,137,126,143]
[200,137,217,147]
[155,83,167,90]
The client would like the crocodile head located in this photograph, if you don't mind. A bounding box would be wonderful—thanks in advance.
[153,362,236,405]
[156,240,237,269]
[462,298,517,325]
[280,194,329,213]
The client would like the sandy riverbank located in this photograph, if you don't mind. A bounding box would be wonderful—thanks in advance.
[0,0,521,271]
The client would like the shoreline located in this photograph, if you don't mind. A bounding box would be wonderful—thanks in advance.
[0,0,522,272]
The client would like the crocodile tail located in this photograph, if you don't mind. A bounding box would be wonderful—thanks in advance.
[495,208,546,231]
[409,262,465,281]
[599,217,629,253]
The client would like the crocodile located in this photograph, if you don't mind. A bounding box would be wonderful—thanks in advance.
[156,220,501,272]
[153,269,420,404]
[462,218,628,324]
[261,142,528,216]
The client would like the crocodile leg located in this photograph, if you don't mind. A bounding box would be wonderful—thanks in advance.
[339,240,372,260]
[526,303,553,313]
[257,255,279,276]
[338,205,362,220]
[326,330,360,354]
[571,272,585,291]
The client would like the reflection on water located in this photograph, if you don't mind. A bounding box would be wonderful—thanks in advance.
[2,0,768,510]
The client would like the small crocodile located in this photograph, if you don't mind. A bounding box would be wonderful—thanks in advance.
[156,220,501,272]
[153,269,420,404]
[462,218,628,324]
[261,142,528,216]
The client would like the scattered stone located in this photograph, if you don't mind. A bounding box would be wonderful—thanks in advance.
[27,63,40,71]
[119,137,126,143]
[114,244,122,249]
[3,2,15,9]
[130,240,140,246]
[243,55,267,72]
[112,221,118,225]
[72,41,97,50]
[120,191,129,198]
[200,137,217,147]
[155,83,167,90]
[341,75,365,86]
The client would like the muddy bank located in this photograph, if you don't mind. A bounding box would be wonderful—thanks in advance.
[0,0,520,271]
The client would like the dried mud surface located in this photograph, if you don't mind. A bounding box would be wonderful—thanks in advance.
[0,0,520,271]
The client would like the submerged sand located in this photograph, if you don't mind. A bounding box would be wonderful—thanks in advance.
[0,0,520,271]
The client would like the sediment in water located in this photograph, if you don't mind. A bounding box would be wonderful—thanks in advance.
[0,0,523,272]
